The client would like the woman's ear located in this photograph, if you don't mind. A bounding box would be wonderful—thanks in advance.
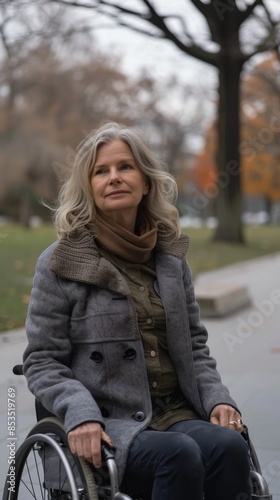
[144,178,150,195]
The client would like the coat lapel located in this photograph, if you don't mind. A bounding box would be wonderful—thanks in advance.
[50,226,189,296]
[50,228,130,295]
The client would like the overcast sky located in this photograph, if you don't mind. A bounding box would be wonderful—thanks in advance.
[91,1,217,89]
[95,25,216,88]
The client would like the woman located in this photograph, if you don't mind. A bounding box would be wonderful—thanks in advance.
[23,122,251,499]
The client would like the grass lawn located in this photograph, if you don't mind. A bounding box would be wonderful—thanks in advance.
[0,225,56,332]
[184,225,280,275]
[0,223,279,332]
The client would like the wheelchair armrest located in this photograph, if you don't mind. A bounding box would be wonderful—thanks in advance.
[102,442,116,461]
[13,364,23,375]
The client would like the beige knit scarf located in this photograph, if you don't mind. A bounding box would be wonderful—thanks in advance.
[94,210,157,263]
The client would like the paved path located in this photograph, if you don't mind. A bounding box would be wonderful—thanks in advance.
[1,253,280,498]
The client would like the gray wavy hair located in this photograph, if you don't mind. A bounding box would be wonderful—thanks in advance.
[54,122,181,238]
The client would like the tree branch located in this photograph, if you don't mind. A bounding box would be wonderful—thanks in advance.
[49,0,145,17]
[161,14,191,40]
[0,26,11,58]
[238,0,263,26]
[49,0,219,67]
[0,12,14,58]
[243,33,278,62]
[260,0,279,32]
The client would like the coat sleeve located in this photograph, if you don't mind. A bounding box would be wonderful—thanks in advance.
[182,258,240,418]
[23,245,105,434]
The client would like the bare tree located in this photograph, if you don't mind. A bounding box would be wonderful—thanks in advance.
[48,0,280,242]
[0,3,208,224]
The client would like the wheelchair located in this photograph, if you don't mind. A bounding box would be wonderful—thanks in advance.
[2,365,273,500]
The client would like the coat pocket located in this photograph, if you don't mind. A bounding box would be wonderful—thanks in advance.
[69,291,139,343]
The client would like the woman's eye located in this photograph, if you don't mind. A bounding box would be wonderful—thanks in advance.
[120,163,132,170]
[94,168,107,175]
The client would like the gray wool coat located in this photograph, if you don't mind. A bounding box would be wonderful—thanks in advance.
[23,227,238,481]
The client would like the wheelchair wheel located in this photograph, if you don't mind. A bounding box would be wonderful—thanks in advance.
[3,417,98,500]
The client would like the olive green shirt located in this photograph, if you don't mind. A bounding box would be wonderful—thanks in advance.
[99,248,200,430]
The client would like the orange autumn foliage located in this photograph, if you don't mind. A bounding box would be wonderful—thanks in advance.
[195,53,280,202]
[194,126,217,191]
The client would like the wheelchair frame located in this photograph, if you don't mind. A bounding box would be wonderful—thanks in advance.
[2,416,133,500]
[2,366,273,500]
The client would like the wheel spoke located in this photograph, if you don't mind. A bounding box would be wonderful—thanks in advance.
[3,419,99,500]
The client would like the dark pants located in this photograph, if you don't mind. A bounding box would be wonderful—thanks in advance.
[123,420,251,500]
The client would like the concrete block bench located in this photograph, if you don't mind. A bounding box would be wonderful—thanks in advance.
[194,280,251,317]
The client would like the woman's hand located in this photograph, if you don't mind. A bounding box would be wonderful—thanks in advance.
[210,404,244,432]
[68,422,114,468]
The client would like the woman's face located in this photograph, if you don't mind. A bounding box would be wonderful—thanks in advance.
[90,139,149,232]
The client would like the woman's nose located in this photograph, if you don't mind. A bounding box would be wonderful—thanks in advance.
[109,168,121,184]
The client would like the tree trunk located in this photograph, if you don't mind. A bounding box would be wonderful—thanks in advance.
[213,46,244,243]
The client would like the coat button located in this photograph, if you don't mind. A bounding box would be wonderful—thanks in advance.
[101,407,110,418]
[90,351,103,363]
[123,348,136,360]
[133,411,145,422]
